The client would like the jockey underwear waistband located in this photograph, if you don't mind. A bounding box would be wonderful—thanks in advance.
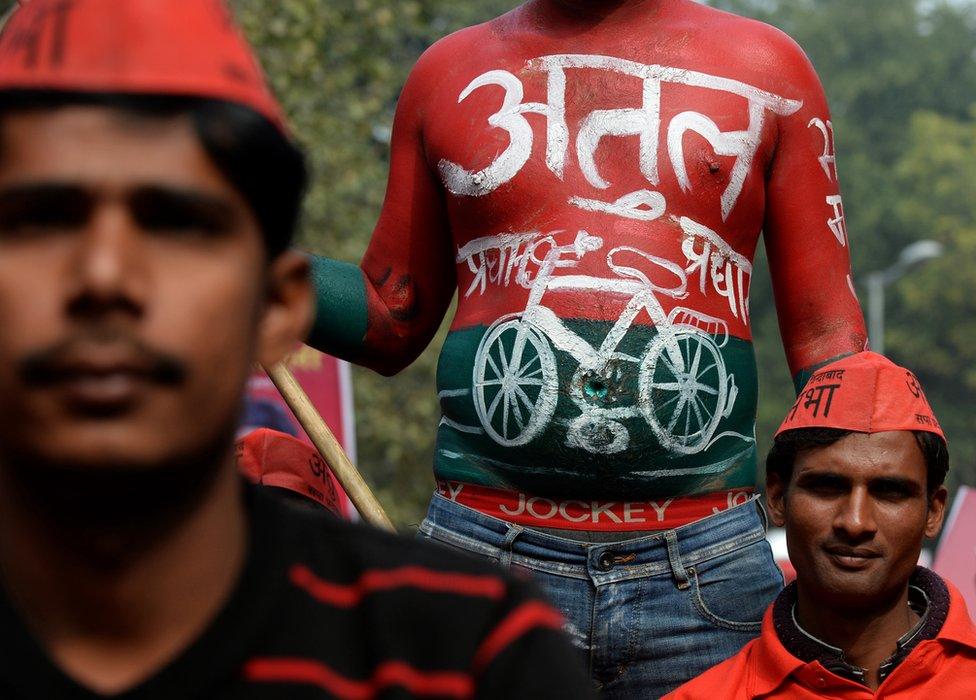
[435,480,755,532]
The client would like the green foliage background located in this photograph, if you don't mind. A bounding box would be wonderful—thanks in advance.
[3,0,969,527]
[228,0,976,528]
[709,0,976,501]
[229,0,516,525]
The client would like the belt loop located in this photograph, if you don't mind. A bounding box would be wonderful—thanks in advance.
[664,530,691,590]
[498,524,524,570]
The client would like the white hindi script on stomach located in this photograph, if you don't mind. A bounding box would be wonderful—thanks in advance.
[438,54,802,222]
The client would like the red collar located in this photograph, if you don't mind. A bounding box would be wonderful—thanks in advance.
[746,573,976,696]
[937,580,976,651]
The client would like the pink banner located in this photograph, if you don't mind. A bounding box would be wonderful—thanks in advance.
[240,346,356,519]
[934,486,976,620]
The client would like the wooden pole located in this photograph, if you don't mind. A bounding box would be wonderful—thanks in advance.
[263,361,396,532]
[0,4,18,30]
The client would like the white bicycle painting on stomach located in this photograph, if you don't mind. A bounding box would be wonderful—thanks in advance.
[472,230,739,455]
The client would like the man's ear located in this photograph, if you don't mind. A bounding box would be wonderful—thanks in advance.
[765,471,788,528]
[924,485,949,539]
[256,250,313,367]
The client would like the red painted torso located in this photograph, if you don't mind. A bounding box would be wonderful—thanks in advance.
[423,3,783,333]
[345,0,866,500]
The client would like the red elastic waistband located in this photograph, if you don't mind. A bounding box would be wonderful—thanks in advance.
[435,481,755,531]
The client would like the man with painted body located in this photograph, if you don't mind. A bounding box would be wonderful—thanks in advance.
[666,352,976,698]
[309,0,867,694]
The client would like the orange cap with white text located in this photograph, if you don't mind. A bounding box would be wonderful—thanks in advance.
[237,429,344,515]
[0,0,286,133]
[775,352,945,443]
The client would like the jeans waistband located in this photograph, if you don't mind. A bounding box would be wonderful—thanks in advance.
[420,492,769,584]
[434,480,755,532]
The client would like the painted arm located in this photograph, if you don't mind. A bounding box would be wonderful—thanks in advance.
[307,53,456,376]
[763,38,868,391]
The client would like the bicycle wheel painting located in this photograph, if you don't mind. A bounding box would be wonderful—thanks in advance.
[638,329,731,455]
[473,319,558,447]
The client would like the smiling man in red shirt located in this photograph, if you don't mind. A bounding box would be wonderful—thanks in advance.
[666,352,976,698]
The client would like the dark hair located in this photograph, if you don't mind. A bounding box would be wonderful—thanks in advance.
[766,427,949,497]
[0,90,307,259]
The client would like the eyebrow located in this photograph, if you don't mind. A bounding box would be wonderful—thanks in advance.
[129,185,239,232]
[0,183,94,234]
[794,470,923,495]
[0,182,239,232]
[868,477,923,496]
[0,182,92,211]
[794,471,850,488]
[129,186,236,218]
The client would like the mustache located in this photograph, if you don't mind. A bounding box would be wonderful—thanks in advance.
[18,330,187,387]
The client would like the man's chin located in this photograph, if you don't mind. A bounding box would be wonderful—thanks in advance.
[802,567,903,614]
[24,443,196,474]
[0,416,239,543]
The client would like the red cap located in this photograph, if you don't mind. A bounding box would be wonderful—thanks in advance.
[237,429,343,514]
[0,0,286,133]
[775,352,945,443]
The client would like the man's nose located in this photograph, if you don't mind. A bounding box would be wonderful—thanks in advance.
[832,487,877,541]
[66,205,147,319]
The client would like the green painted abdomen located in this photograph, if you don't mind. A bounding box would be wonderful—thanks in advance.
[435,320,757,500]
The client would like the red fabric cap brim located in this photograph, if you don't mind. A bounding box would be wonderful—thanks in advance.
[0,0,286,134]
[775,352,945,443]
[237,429,343,514]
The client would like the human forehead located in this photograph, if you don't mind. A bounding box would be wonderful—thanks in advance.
[0,105,241,201]
[792,431,927,483]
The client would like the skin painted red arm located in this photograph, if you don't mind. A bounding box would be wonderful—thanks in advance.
[308,50,456,376]
[762,35,868,389]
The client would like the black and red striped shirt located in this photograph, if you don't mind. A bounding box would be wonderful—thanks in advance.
[0,485,594,699]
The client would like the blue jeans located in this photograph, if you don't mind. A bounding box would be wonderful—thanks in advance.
[419,494,783,698]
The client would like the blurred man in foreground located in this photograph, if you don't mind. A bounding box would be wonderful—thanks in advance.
[0,1,591,697]
[667,352,976,698]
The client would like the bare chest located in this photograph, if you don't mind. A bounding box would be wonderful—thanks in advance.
[423,45,799,252]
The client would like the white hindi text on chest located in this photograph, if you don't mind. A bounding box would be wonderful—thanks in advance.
[437,54,802,222]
